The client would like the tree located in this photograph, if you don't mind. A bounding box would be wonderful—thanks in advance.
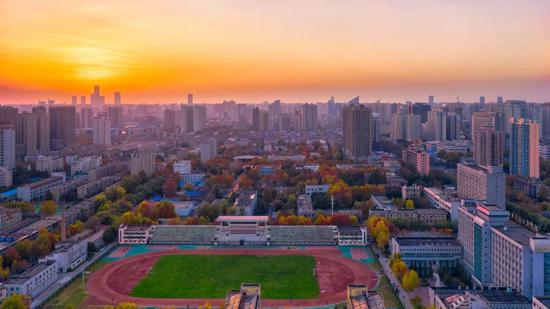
[391,259,408,279]
[41,200,56,216]
[108,303,137,309]
[102,226,117,243]
[1,294,28,309]
[162,178,178,198]
[402,269,420,291]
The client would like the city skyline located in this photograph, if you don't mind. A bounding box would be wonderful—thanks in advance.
[1,0,550,104]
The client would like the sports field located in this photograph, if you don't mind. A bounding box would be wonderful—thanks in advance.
[130,254,320,299]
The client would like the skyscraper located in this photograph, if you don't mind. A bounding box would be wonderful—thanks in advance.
[32,106,50,153]
[17,112,38,157]
[457,161,506,208]
[510,118,539,178]
[300,103,318,131]
[114,92,121,105]
[92,116,111,146]
[187,93,193,105]
[108,106,123,128]
[0,124,16,170]
[0,106,18,129]
[192,105,207,132]
[252,107,261,132]
[49,106,76,150]
[90,85,105,111]
[180,105,194,133]
[71,96,77,105]
[473,125,503,167]
[343,104,372,162]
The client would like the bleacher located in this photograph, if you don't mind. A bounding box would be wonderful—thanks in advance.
[149,225,217,245]
[268,226,338,245]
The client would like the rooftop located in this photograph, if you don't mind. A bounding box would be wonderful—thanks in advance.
[493,221,534,246]
[216,216,269,222]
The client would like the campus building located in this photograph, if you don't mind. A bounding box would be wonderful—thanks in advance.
[5,260,58,299]
[16,176,64,201]
[457,202,550,298]
[390,233,461,277]
[457,161,505,209]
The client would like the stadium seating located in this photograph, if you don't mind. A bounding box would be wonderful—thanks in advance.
[268,226,338,245]
[149,225,217,244]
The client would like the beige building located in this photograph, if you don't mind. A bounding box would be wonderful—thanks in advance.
[457,161,505,208]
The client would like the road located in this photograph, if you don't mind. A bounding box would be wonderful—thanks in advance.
[373,247,414,309]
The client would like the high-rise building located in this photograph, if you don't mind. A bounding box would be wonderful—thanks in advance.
[163,108,176,131]
[17,112,38,157]
[107,106,123,128]
[187,93,193,105]
[129,150,155,176]
[299,103,318,131]
[92,116,111,146]
[32,106,50,153]
[510,118,540,178]
[90,85,105,111]
[391,105,421,142]
[71,96,77,105]
[0,106,18,129]
[480,96,485,104]
[342,104,372,162]
[401,141,430,176]
[428,95,435,105]
[473,125,503,167]
[200,138,217,162]
[114,92,121,105]
[180,105,194,133]
[192,105,207,132]
[252,107,261,131]
[541,103,550,142]
[0,124,16,170]
[457,161,506,208]
[49,106,76,150]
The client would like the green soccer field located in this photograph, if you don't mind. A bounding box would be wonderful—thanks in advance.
[130,254,320,299]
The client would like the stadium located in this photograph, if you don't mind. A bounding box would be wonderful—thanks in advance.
[87,216,380,308]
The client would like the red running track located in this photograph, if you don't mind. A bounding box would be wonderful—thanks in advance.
[86,246,378,308]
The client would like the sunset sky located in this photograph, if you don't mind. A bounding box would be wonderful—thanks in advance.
[1,0,549,104]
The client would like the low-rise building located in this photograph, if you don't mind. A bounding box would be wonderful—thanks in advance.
[45,231,91,272]
[173,160,192,175]
[390,232,461,277]
[369,208,448,225]
[118,225,154,244]
[402,142,430,176]
[429,287,530,309]
[297,194,315,218]
[76,176,120,199]
[402,184,422,200]
[16,176,64,201]
[337,226,367,246]
[225,283,261,309]
[295,163,320,172]
[5,260,57,299]
[534,296,550,309]
[347,284,385,309]
[181,173,205,186]
[35,156,64,173]
[423,187,461,221]
[0,207,22,232]
[514,176,545,199]
[305,184,329,194]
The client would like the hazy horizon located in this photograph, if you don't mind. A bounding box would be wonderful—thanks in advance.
[1,0,549,104]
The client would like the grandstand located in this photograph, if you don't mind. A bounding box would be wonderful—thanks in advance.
[119,216,365,246]
[149,225,217,245]
[268,226,338,245]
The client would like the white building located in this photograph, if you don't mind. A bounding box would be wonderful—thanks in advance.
[457,202,550,298]
[118,225,154,244]
[5,260,57,299]
[36,156,64,174]
[0,167,12,188]
[0,206,21,231]
[457,161,506,209]
[70,156,101,176]
[46,235,88,272]
[423,187,461,221]
[0,125,15,170]
[92,116,111,146]
[173,160,192,175]
[181,173,205,186]
[200,138,217,163]
[305,184,330,194]
[16,176,64,201]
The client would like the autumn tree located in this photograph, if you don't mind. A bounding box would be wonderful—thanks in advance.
[402,269,420,291]
[162,178,178,198]
[1,294,28,309]
[405,199,414,209]
[41,200,56,216]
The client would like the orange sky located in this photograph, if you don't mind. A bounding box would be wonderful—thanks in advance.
[1,0,549,104]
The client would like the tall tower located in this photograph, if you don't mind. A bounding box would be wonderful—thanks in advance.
[343,104,373,162]
[0,124,16,170]
[187,93,193,105]
[510,118,539,178]
[114,92,121,105]
[90,85,105,111]
[49,106,76,150]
